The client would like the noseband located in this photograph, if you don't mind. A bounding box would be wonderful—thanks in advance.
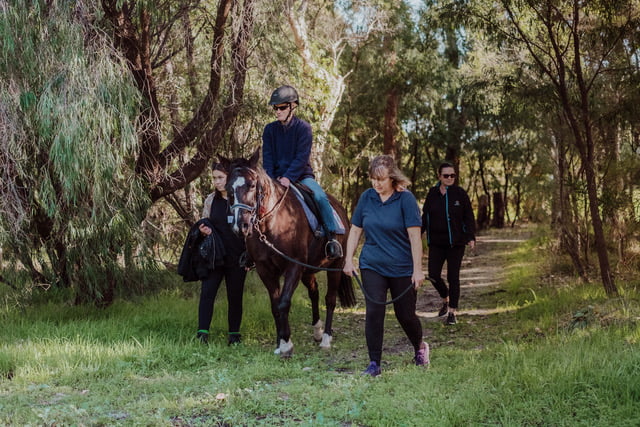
[230,202,256,213]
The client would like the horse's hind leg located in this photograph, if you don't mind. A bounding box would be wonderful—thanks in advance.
[302,273,323,342]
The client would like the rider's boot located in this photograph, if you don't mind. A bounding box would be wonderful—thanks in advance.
[325,231,343,260]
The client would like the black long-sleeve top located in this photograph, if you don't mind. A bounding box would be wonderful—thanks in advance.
[422,183,476,247]
[202,191,245,260]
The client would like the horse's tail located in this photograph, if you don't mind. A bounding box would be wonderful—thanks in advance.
[338,272,357,308]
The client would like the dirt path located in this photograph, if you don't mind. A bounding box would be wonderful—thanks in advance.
[415,226,532,321]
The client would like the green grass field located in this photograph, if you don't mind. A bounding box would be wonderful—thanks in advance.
[1,227,639,426]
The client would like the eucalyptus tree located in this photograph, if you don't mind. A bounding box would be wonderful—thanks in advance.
[99,0,256,209]
[0,0,148,304]
[466,0,640,295]
[333,0,447,207]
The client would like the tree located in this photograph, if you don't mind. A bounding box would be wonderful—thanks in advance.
[100,0,256,205]
[0,0,148,304]
[464,0,640,295]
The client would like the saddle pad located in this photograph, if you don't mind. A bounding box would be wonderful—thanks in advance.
[289,185,345,235]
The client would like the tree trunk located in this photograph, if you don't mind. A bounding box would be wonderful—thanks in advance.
[284,0,347,179]
[101,0,255,204]
[553,129,587,280]
[383,87,400,158]
[477,194,490,230]
[491,192,505,228]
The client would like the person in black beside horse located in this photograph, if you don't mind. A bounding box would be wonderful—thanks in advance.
[422,162,476,326]
[179,161,248,345]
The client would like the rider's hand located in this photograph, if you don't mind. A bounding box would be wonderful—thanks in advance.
[278,176,291,187]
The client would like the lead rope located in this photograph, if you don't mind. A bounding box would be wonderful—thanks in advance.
[253,227,432,305]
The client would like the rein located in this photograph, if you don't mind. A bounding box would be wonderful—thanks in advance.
[254,226,425,306]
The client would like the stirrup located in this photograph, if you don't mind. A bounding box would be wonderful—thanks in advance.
[325,239,343,260]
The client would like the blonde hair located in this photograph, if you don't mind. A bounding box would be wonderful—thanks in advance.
[368,155,411,190]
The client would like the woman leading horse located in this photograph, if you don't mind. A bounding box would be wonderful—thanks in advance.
[220,149,356,357]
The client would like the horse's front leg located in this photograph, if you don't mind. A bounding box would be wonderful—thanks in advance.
[276,266,303,358]
[259,275,283,352]
[301,273,323,342]
[319,270,341,349]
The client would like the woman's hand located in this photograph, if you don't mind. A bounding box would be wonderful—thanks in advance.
[199,223,212,236]
[342,225,363,277]
[342,259,357,277]
[412,270,425,290]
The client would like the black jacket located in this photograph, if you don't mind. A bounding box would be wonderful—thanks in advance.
[422,183,476,247]
[177,218,225,282]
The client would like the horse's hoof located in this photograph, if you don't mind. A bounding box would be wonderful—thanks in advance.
[319,333,332,349]
[279,339,294,358]
[313,320,324,342]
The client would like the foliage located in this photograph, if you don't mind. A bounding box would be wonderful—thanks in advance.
[0,0,151,305]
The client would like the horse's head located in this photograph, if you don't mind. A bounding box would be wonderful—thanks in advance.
[220,149,261,237]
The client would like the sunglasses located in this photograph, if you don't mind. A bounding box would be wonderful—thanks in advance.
[441,174,456,179]
[272,104,290,111]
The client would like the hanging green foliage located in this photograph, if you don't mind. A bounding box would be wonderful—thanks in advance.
[0,0,151,305]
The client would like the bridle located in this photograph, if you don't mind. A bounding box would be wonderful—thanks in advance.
[229,172,290,229]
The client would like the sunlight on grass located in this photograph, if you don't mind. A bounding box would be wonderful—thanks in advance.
[2,226,640,425]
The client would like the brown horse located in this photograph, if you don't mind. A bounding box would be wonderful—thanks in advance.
[220,149,356,357]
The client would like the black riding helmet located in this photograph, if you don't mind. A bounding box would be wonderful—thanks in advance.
[269,85,299,105]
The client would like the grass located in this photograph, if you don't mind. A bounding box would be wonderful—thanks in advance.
[1,227,639,426]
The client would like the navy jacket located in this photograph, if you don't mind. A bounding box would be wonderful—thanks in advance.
[262,116,315,182]
[422,183,476,247]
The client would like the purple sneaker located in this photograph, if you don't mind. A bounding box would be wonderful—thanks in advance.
[362,361,381,377]
[414,342,430,366]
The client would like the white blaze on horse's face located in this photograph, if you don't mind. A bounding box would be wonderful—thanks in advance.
[230,176,247,235]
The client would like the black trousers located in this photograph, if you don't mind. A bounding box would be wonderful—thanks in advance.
[427,244,466,309]
[361,269,423,364]
[198,260,247,334]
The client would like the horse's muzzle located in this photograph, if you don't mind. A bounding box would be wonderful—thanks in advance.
[240,220,252,237]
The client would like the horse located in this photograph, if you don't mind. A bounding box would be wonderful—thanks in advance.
[220,149,356,357]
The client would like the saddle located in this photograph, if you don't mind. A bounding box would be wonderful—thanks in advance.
[290,182,345,237]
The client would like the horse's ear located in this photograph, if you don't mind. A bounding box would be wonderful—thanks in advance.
[217,154,231,172]
[249,148,261,168]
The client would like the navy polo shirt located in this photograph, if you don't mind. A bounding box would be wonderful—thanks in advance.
[351,188,422,277]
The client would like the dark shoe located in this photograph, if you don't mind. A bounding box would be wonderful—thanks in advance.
[446,312,457,325]
[362,361,381,377]
[196,330,209,344]
[325,238,343,260]
[414,342,430,366]
[228,333,242,346]
[438,302,448,317]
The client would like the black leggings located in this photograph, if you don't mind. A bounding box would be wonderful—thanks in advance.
[198,260,246,334]
[427,244,465,309]
[361,269,423,364]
